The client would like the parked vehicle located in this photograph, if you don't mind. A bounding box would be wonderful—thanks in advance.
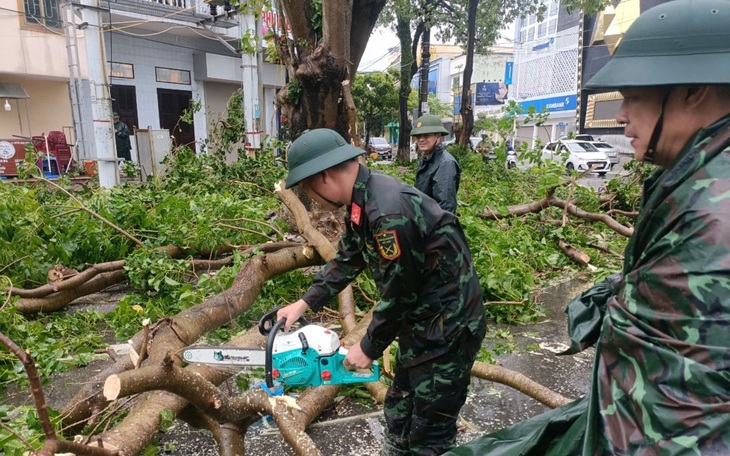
[441,137,456,147]
[589,141,620,166]
[574,134,595,141]
[541,140,611,177]
[367,137,392,160]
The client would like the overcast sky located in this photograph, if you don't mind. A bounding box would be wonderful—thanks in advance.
[358,25,517,72]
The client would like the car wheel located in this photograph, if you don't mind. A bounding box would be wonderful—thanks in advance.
[566,162,575,172]
[599,172,607,178]
[507,160,516,169]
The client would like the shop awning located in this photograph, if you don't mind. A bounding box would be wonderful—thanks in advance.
[0,83,30,99]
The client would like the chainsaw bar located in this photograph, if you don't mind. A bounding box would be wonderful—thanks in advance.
[182,347,266,367]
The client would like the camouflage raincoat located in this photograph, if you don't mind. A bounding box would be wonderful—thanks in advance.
[447,116,730,455]
[301,164,485,367]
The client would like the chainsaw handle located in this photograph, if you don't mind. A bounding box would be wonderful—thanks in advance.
[259,306,308,336]
[265,317,287,389]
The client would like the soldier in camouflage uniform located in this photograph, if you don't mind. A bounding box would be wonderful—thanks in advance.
[411,114,461,214]
[446,0,730,455]
[277,128,487,455]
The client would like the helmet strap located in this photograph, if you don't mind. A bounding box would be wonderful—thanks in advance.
[310,185,344,209]
[644,89,672,163]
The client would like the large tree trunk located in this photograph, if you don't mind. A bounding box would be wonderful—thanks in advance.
[457,0,479,146]
[396,15,416,161]
[275,0,387,141]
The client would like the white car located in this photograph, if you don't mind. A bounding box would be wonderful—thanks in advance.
[590,141,620,166]
[541,140,611,176]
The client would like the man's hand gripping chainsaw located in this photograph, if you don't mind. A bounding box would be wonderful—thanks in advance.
[182,307,380,388]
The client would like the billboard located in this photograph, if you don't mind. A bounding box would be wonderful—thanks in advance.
[475,82,509,106]
[519,94,577,113]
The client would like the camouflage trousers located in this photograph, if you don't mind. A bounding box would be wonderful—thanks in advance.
[382,328,485,456]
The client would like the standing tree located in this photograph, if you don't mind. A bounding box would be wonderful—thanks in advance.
[270,0,388,142]
[351,70,400,145]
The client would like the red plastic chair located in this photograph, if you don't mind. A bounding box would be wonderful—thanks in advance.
[46,131,73,173]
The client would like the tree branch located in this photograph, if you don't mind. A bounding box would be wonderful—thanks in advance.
[480,192,634,238]
[471,361,573,409]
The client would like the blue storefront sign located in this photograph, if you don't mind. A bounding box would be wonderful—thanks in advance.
[532,37,555,51]
[504,62,513,85]
[519,94,577,113]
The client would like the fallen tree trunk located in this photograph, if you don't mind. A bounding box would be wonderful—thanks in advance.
[61,244,323,435]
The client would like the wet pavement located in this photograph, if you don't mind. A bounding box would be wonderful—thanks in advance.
[6,276,596,455]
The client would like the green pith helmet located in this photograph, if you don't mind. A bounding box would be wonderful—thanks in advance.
[113,112,119,118]
[585,0,730,90]
[410,114,449,136]
[285,129,363,188]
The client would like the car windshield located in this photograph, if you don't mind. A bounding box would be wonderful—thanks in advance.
[565,142,599,152]
[371,137,388,145]
[593,142,613,149]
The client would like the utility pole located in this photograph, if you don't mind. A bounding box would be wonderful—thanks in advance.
[418,28,430,117]
[240,12,261,155]
[81,0,118,188]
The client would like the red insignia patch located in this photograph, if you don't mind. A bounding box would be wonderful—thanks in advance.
[350,203,362,225]
[375,230,401,260]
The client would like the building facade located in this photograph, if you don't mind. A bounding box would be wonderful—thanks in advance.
[510,0,582,147]
[0,0,284,184]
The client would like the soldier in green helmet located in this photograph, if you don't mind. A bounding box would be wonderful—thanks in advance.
[277,128,486,455]
[447,0,730,454]
[411,114,461,213]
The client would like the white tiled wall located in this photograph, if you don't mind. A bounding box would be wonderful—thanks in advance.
[107,34,206,151]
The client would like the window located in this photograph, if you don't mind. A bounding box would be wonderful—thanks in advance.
[519,30,526,43]
[537,22,547,38]
[549,19,557,34]
[527,28,535,42]
[155,67,191,85]
[528,14,536,25]
[109,62,135,79]
[24,0,61,28]
[549,0,558,16]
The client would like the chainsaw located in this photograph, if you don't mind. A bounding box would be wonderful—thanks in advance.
[182,307,380,389]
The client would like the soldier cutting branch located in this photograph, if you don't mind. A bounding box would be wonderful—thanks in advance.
[277,128,486,455]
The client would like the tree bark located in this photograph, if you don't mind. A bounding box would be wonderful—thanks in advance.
[457,0,478,146]
[275,0,387,139]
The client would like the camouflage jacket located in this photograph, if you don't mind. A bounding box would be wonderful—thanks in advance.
[415,144,461,214]
[302,165,485,367]
[445,115,730,456]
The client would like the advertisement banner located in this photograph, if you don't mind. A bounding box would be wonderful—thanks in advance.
[475,82,509,106]
[504,62,514,85]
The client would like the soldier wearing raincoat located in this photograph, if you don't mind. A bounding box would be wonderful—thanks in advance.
[447,0,730,454]
[411,114,461,214]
